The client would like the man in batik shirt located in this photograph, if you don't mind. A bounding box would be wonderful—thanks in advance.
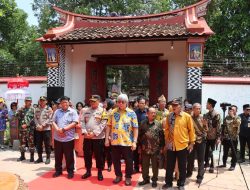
[138,107,165,188]
[105,94,138,186]
[218,105,241,171]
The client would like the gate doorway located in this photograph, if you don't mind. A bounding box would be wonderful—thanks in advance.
[106,65,149,100]
[86,54,168,105]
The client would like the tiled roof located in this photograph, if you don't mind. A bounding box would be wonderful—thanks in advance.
[45,23,197,42]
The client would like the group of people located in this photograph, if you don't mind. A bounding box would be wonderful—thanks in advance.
[0,93,250,190]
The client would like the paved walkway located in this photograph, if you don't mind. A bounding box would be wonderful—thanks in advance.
[0,148,249,190]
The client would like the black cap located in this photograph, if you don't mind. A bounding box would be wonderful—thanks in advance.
[89,95,101,102]
[207,98,217,107]
[185,104,193,110]
[243,104,250,110]
[39,96,47,101]
[171,98,182,105]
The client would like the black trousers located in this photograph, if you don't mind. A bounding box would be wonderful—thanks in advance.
[239,135,250,160]
[222,139,238,167]
[104,146,112,168]
[165,148,188,187]
[54,139,74,174]
[133,144,140,170]
[142,153,159,182]
[205,139,216,167]
[83,138,104,171]
[111,145,133,178]
[187,140,206,179]
[36,130,51,156]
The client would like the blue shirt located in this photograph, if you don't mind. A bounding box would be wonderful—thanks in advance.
[135,108,147,125]
[0,109,8,131]
[53,107,79,142]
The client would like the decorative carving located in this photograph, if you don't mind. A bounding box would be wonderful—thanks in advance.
[196,0,211,17]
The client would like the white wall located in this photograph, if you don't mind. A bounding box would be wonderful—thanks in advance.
[0,83,47,108]
[64,41,187,104]
[202,83,250,115]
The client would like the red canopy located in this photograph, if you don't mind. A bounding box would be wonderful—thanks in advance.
[7,77,29,89]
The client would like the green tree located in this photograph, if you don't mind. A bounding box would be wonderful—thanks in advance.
[0,0,45,76]
[205,0,250,57]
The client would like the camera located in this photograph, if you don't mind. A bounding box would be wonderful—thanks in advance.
[220,102,231,108]
[220,102,231,111]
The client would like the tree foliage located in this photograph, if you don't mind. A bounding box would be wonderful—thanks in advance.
[0,0,44,76]
[205,0,250,57]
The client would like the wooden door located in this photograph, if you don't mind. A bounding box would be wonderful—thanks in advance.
[85,60,106,101]
[149,61,168,105]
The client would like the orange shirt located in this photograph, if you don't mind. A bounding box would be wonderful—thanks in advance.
[164,112,195,151]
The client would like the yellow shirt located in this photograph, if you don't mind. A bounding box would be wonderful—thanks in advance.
[165,112,195,151]
[107,107,138,146]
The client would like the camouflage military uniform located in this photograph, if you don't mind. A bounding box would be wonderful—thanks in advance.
[204,109,221,168]
[16,106,35,153]
[221,115,241,167]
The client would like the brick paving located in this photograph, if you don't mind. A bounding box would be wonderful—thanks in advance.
[0,148,249,190]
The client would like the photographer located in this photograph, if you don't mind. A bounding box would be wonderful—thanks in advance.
[218,105,241,171]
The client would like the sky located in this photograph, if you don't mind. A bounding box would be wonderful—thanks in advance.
[16,0,38,26]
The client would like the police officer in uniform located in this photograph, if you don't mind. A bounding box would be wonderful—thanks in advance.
[34,96,53,164]
[204,98,221,173]
[16,97,35,162]
[80,95,107,181]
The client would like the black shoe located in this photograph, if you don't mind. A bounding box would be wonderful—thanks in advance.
[107,166,111,172]
[68,173,74,179]
[53,172,62,178]
[81,171,91,179]
[152,181,157,188]
[98,171,103,181]
[204,163,209,168]
[186,173,192,178]
[45,158,50,165]
[138,180,150,186]
[228,166,235,171]
[133,168,139,174]
[178,186,185,190]
[209,167,214,173]
[34,157,43,164]
[113,176,122,184]
[162,184,172,189]
[17,156,26,162]
[196,178,202,184]
[217,164,226,168]
[125,178,131,186]
[238,159,245,163]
